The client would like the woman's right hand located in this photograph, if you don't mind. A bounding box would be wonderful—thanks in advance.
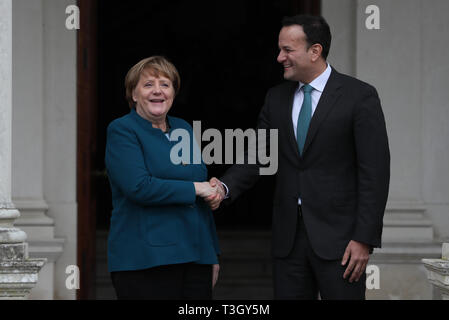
[194,182,218,198]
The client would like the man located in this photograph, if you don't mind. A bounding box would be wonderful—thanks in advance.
[207,14,390,299]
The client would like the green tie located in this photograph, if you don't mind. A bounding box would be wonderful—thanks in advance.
[297,84,313,155]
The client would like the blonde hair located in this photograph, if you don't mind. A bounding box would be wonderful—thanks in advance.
[124,56,181,108]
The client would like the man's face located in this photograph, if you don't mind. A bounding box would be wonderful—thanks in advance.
[277,25,313,82]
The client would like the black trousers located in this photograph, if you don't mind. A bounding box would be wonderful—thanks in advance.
[111,263,213,300]
[273,206,366,300]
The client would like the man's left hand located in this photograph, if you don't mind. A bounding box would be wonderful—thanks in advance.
[341,240,370,283]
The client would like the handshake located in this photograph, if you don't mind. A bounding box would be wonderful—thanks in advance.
[194,177,226,210]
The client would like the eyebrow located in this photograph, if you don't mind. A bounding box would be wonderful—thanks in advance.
[143,79,171,83]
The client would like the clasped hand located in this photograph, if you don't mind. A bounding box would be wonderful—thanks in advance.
[194,177,225,210]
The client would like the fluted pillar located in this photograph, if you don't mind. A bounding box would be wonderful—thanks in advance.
[0,0,45,299]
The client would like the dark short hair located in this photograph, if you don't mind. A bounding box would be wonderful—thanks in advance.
[282,14,331,60]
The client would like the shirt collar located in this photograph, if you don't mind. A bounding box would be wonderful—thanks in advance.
[298,63,332,93]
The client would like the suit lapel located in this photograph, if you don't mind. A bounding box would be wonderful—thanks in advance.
[302,68,342,156]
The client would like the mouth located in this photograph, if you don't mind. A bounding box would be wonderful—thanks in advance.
[149,99,165,103]
[283,64,292,69]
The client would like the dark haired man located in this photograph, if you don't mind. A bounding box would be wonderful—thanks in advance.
[207,14,390,300]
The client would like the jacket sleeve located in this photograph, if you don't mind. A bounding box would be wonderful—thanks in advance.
[352,86,391,248]
[105,120,197,206]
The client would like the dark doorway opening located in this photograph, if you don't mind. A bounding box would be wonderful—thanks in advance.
[79,0,321,299]
[95,0,293,231]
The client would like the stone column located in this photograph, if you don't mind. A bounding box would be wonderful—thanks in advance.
[0,0,46,299]
[11,0,64,299]
[423,243,449,300]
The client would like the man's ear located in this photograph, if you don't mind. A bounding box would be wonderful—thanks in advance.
[310,43,323,62]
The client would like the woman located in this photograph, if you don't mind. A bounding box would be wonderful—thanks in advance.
[105,56,220,299]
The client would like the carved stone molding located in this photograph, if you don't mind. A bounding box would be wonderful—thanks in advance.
[423,243,449,300]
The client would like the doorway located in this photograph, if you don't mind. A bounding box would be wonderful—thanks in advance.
[78,0,321,299]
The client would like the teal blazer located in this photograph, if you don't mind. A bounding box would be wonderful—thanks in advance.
[105,109,220,272]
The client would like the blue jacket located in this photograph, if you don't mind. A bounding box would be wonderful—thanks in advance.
[105,108,220,272]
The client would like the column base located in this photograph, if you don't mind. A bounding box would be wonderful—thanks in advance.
[0,258,46,299]
[0,243,27,260]
[422,256,449,300]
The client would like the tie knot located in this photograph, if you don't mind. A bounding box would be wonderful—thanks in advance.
[302,84,313,94]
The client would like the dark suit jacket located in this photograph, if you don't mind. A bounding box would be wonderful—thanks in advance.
[221,67,390,260]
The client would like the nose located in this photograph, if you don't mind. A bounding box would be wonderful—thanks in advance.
[152,83,162,94]
[277,51,285,64]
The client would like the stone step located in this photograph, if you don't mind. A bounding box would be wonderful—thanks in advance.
[382,217,434,241]
[383,203,435,241]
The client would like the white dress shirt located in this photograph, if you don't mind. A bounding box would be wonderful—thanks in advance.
[292,63,332,138]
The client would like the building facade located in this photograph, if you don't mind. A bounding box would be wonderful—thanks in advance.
[0,0,448,299]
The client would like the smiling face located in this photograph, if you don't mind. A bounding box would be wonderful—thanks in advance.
[132,69,175,123]
[277,25,315,83]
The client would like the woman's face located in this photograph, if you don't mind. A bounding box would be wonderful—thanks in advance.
[133,70,175,122]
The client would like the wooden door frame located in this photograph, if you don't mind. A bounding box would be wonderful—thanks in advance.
[77,0,98,300]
